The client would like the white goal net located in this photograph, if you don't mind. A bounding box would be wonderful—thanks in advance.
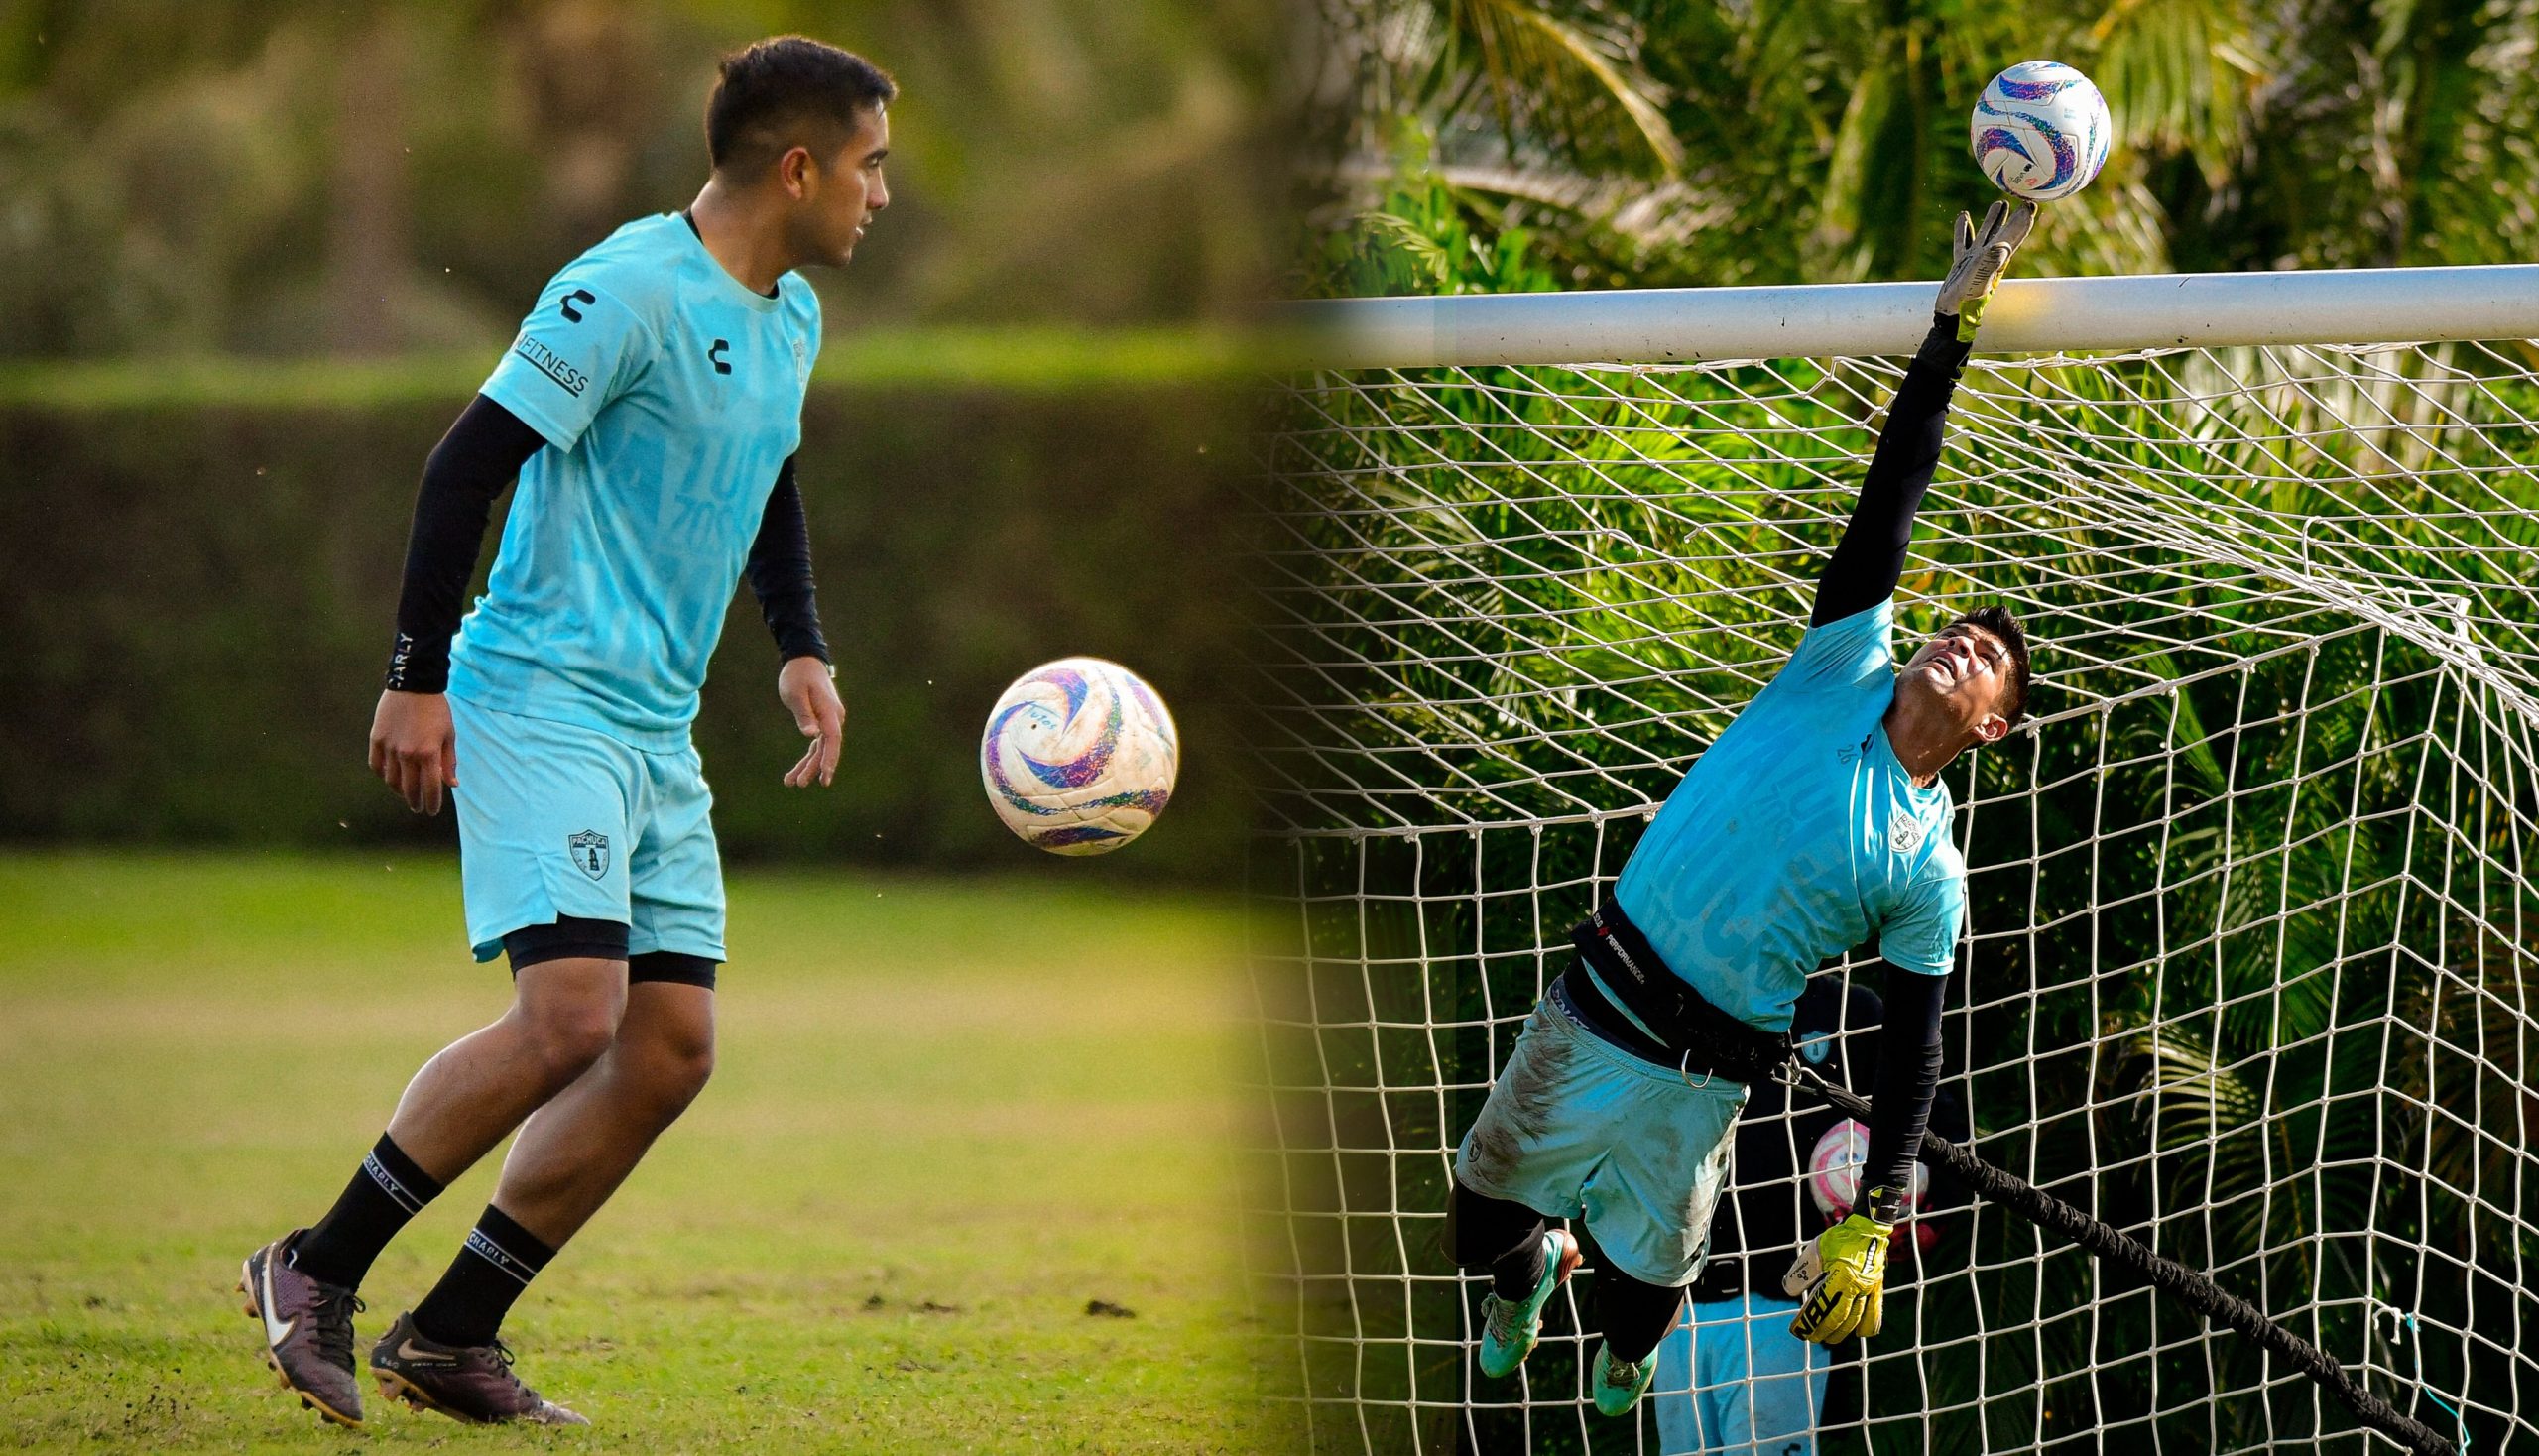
[1245,268,2539,1453]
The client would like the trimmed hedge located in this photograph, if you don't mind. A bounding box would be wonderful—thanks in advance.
[0,383,1250,879]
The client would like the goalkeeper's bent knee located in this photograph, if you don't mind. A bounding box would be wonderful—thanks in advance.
[1444,1177,1546,1269]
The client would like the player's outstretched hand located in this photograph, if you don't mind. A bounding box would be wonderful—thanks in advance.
[369,689,458,815]
[1782,1206,1896,1345]
[1935,198,2039,343]
[779,656,845,788]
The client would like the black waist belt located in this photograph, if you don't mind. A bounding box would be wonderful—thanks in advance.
[1563,898,1791,1084]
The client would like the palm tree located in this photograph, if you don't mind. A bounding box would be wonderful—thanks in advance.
[1312,0,2539,296]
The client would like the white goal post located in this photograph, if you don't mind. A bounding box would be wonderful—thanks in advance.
[1246,265,2539,1454]
[1283,264,2539,366]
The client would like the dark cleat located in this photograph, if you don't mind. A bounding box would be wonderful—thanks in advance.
[370,1310,589,1426]
[239,1232,365,1428]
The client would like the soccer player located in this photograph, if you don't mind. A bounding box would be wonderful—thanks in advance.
[1649,979,1970,1454]
[236,37,890,1427]
[1442,200,2038,1418]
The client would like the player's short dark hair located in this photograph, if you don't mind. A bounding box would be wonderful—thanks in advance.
[1951,604,2032,728]
[705,36,896,176]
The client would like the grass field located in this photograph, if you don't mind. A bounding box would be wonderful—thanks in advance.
[0,852,1290,1453]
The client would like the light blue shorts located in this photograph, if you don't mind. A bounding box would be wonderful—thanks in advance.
[448,693,725,964]
[1652,1292,1826,1456]
[1451,994,1748,1287]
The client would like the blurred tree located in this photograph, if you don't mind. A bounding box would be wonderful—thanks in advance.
[504,1,665,247]
[324,8,411,355]
[0,0,1287,358]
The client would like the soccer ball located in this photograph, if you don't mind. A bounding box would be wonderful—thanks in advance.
[1805,1118,1930,1223]
[1970,61,2113,202]
[980,657,1178,856]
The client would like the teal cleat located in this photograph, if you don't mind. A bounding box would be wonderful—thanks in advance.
[1590,1340,1659,1417]
[1476,1228,1579,1379]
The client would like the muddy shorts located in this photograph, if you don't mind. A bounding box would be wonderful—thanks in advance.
[1452,992,1749,1287]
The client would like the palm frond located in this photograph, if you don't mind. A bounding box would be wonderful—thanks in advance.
[1444,0,1682,176]
[1351,209,1456,286]
[2089,0,2263,185]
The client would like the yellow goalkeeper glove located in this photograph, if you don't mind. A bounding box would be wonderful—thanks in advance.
[1781,1196,1897,1345]
[1935,199,2039,343]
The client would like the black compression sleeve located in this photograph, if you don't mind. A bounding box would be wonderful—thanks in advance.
[746,457,829,665]
[384,395,546,692]
[1810,319,1976,627]
[1863,962,1949,1209]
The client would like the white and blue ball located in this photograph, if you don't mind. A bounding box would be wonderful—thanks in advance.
[981,657,1178,856]
[1970,61,2113,202]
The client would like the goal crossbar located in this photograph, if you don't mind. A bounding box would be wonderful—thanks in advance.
[1281,263,2539,368]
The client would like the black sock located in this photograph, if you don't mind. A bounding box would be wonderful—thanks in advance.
[290,1134,444,1290]
[1492,1238,1550,1301]
[1595,1268,1687,1365]
[411,1205,556,1349]
[1444,1178,1551,1299]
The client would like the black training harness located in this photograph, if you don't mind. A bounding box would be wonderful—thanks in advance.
[1557,899,1792,1084]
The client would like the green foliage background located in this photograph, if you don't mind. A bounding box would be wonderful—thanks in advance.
[1301,0,2539,295]
[0,0,1286,357]
[0,2,1280,881]
[0,379,1252,879]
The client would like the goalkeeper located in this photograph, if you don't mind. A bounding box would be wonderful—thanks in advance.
[1444,202,2038,1419]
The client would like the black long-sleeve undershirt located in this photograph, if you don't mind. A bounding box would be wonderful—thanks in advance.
[383,395,828,692]
[1814,316,1973,1215]
[1810,318,1975,628]
[384,395,544,693]
[746,457,829,667]
[1864,962,1948,1207]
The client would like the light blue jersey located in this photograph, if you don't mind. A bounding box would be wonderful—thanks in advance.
[1613,602,1964,1032]
[453,212,820,751]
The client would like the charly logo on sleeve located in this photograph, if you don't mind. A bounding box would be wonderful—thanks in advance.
[1886,802,1928,855]
[566,830,610,880]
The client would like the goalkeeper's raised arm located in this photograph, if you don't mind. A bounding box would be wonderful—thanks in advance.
[1782,199,2036,1350]
[1813,200,2035,628]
